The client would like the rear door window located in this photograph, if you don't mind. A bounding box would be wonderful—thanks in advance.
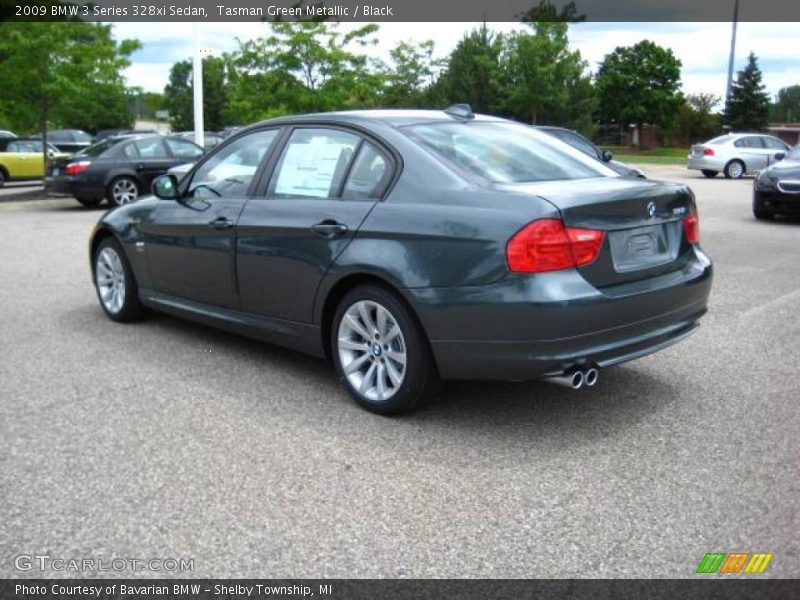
[166,138,204,159]
[134,138,169,158]
[269,128,360,198]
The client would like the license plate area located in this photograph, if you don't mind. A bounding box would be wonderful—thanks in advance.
[609,222,680,272]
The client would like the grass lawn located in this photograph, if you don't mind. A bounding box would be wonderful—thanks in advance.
[601,146,688,166]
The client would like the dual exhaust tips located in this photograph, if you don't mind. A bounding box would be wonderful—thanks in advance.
[548,367,599,390]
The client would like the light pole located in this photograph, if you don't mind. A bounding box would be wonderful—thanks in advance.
[725,0,740,107]
[192,23,204,148]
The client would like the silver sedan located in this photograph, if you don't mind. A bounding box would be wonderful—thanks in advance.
[686,133,790,179]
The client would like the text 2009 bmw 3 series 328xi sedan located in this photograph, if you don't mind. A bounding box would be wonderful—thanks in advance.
[88,106,713,414]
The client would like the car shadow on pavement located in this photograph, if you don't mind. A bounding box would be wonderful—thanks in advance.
[69,304,676,448]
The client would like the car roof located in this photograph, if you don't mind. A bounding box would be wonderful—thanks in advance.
[248,109,509,130]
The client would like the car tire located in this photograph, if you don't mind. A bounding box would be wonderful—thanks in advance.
[331,284,439,415]
[0,168,6,188]
[753,208,774,220]
[106,176,140,207]
[701,170,718,178]
[724,160,745,179]
[76,195,103,208]
[93,237,146,323]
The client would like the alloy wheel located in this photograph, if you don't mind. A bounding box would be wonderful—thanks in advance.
[95,247,126,314]
[727,161,744,179]
[337,300,407,402]
[112,179,138,205]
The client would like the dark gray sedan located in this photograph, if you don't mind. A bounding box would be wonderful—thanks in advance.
[89,107,713,414]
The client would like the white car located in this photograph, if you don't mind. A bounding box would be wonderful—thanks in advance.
[686,133,790,179]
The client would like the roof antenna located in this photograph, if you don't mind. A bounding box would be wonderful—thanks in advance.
[444,104,475,120]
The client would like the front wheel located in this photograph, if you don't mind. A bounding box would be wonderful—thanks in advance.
[93,237,145,322]
[724,160,745,179]
[331,285,439,415]
[0,169,6,188]
[107,176,140,207]
[701,170,718,178]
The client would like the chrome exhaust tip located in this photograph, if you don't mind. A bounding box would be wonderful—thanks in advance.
[548,370,584,390]
[584,368,599,387]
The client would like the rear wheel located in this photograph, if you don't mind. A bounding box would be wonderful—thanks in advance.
[724,160,745,179]
[93,237,145,322]
[106,176,139,207]
[701,170,718,178]
[331,285,438,415]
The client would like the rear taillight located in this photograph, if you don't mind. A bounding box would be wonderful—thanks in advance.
[506,219,605,274]
[683,209,700,244]
[64,161,90,176]
[702,148,715,156]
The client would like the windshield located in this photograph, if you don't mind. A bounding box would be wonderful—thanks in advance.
[77,139,114,157]
[787,145,800,160]
[404,121,615,183]
[708,135,731,145]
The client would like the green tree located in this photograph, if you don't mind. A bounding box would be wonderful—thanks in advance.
[770,84,800,123]
[0,22,138,165]
[724,52,770,131]
[381,40,439,107]
[671,93,722,145]
[596,40,683,146]
[434,25,505,114]
[164,56,228,132]
[503,22,595,130]
[225,22,383,120]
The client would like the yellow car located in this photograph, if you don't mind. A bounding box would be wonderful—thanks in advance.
[0,138,71,187]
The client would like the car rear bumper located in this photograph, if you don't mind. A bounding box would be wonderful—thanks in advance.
[44,176,103,199]
[406,247,713,380]
[686,156,724,171]
[754,189,800,214]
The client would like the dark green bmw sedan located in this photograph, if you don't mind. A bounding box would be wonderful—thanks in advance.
[89,106,713,414]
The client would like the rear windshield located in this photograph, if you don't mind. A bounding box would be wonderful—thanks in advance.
[77,139,114,157]
[404,121,614,183]
[708,135,731,145]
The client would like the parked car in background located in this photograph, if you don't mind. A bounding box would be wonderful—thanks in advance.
[45,134,204,207]
[172,131,224,149]
[537,126,646,178]
[753,144,800,220]
[0,130,17,140]
[0,139,69,187]
[34,129,93,154]
[219,126,243,139]
[87,107,712,414]
[687,133,790,179]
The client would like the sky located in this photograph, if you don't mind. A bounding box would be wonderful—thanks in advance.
[113,21,800,106]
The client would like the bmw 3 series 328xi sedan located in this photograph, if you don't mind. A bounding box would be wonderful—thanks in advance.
[89,106,713,414]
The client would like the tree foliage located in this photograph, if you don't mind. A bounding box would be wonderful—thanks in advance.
[164,56,228,131]
[670,93,722,145]
[724,52,770,131]
[434,25,505,114]
[770,84,800,123]
[596,40,683,143]
[0,22,139,134]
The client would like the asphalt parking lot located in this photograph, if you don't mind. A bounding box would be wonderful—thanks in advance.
[1,165,798,579]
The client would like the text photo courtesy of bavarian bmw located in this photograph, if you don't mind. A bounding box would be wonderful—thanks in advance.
[89,106,713,414]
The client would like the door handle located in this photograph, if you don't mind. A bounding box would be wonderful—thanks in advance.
[208,217,234,230]
[311,220,348,237]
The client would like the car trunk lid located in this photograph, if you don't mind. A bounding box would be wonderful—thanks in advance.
[497,177,697,287]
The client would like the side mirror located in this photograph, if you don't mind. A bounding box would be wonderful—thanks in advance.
[774,152,786,161]
[601,150,613,162]
[152,174,179,200]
